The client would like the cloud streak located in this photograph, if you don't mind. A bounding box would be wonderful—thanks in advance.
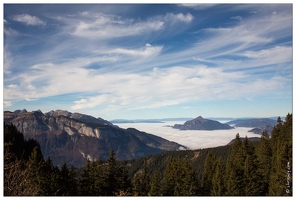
[12,14,46,26]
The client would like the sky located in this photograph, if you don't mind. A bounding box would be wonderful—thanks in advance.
[3,3,293,120]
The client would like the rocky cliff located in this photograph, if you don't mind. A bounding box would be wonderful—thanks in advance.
[4,109,186,167]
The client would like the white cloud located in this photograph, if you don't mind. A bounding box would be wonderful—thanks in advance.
[164,13,194,23]
[72,94,114,110]
[146,43,152,47]
[12,14,46,26]
[63,11,194,40]
[179,4,217,10]
[70,13,164,39]
[4,101,12,107]
[67,65,285,112]
[109,45,162,58]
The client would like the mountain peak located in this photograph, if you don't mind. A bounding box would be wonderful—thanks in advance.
[173,116,233,130]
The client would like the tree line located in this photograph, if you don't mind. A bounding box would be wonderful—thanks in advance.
[4,113,292,196]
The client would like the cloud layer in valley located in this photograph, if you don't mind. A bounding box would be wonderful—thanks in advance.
[114,121,261,150]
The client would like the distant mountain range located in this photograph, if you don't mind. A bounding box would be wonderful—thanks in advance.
[4,109,186,168]
[227,118,277,135]
[111,118,193,123]
[226,118,277,127]
[172,116,234,130]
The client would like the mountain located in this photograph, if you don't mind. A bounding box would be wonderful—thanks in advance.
[226,118,277,128]
[4,109,186,168]
[172,116,234,130]
[248,125,274,135]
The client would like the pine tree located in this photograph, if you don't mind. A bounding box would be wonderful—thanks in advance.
[104,149,118,196]
[78,158,93,195]
[117,161,132,195]
[149,172,161,196]
[225,134,245,196]
[133,160,150,196]
[67,165,78,196]
[179,158,198,196]
[211,157,225,196]
[92,157,104,195]
[201,152,218,195]
[25,147,44,195]
[161,157,176,196]
[243,153,260,195]
[255,130,272,195]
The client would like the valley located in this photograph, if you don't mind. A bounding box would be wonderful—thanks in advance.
[114,120,262,150]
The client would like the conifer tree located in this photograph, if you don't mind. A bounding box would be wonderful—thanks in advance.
[149,172,161,196]
[179,158,198,196]
[133,160,150,196]
[211,157,225,196]
[255,130,272,195]
[117,161,132,195]
[104,149,118,196]
[92,157,104,195]
[161,157,176,196]
[201,152,218,195]
[67,165,78,196]
[25,147,45,195]
[225,134,245,195]
[78,158,93,195]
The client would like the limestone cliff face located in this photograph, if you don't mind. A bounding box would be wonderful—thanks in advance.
[4,109,185,167]
[5,110,116,139]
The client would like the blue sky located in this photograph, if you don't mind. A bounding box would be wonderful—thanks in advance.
[3,3,293,120]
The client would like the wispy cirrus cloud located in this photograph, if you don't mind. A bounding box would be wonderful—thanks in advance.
[12,14,46,26]
[3,4,292,118]
[109,45,163,58]
[61,11,194,40]
[179,3,217,10]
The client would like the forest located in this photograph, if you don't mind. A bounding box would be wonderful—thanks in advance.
[4,113,292,196]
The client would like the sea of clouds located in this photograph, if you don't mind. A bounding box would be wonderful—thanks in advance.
[114,121,261,150]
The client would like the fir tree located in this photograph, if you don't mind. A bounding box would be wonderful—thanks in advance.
[78,158,93,195]
[25,147,44,195]
[225,134,245,195]
[255,130,272,195]
[133,160,150,196]
[211,157,225,196]
[161,157,176,196]
[117,161,132,195]
[179,158,198,196]
[93,157,104,195]
[201,152,218,195]
[149,172,161,196]
[104,149,118,196]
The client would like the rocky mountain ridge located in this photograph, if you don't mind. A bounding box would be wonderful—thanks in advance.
[4,109,186,167]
